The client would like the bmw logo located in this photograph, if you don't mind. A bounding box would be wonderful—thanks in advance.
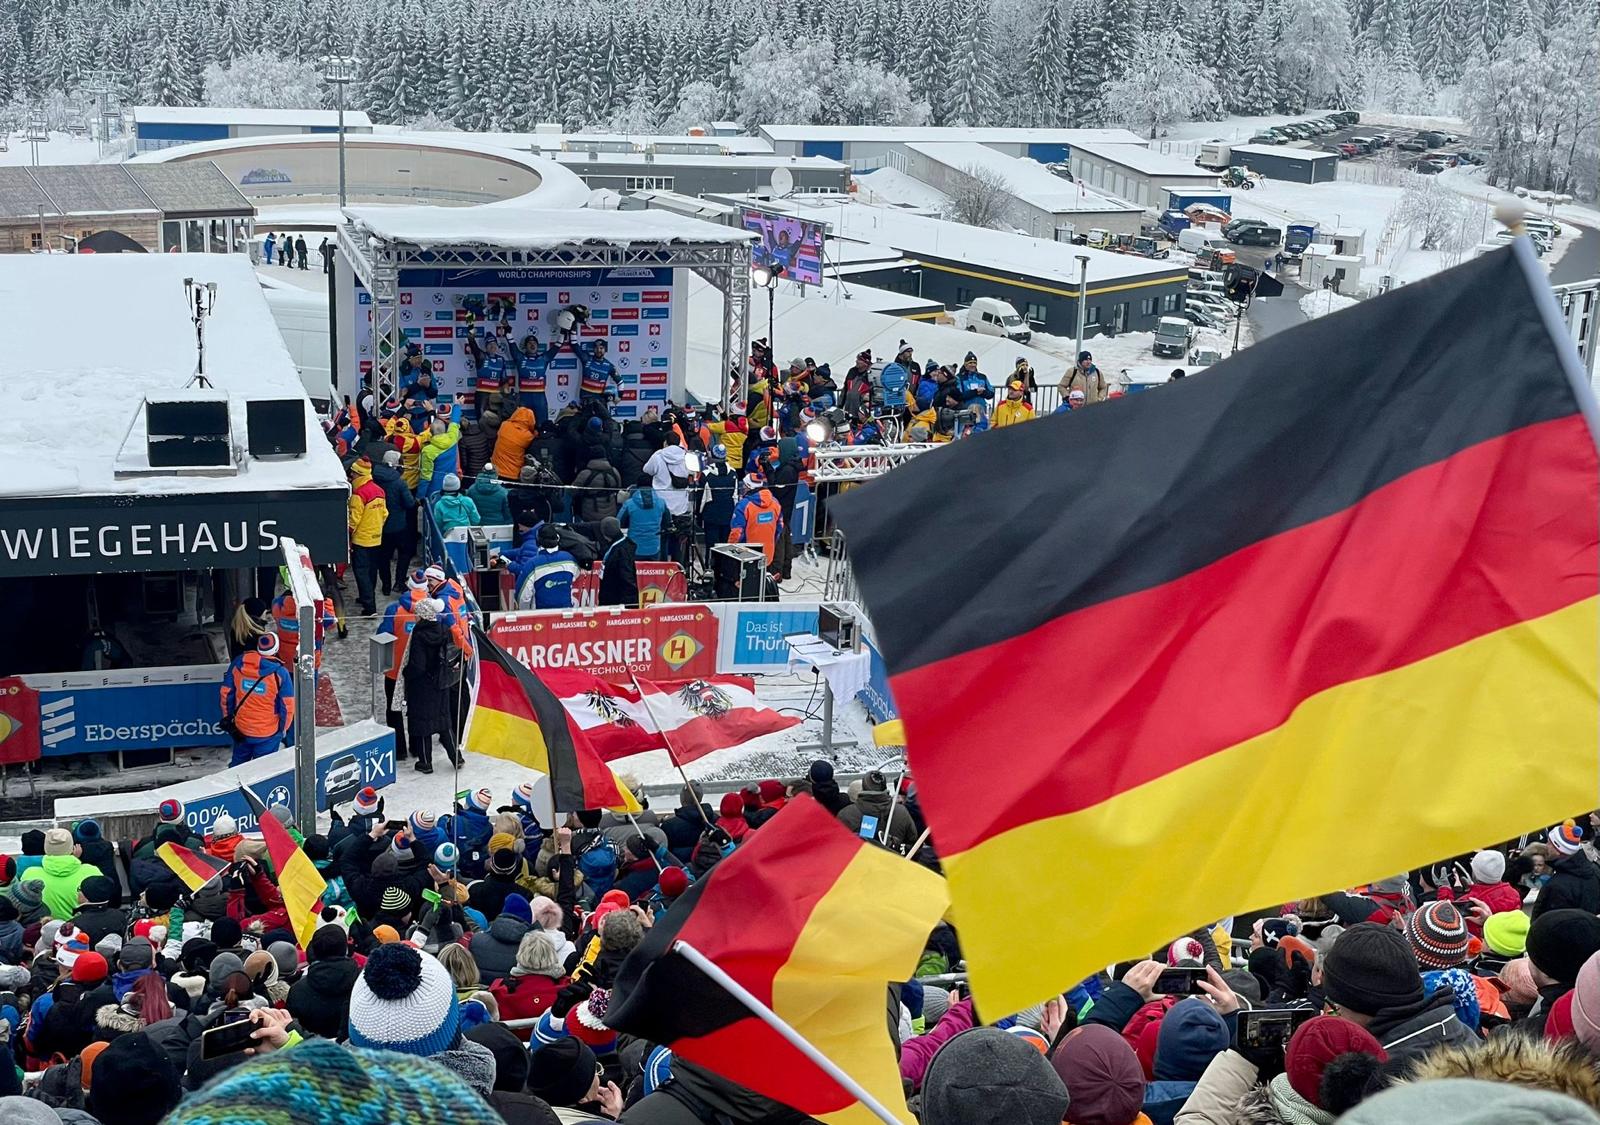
[649,340,661,352]
[268,784,292,807]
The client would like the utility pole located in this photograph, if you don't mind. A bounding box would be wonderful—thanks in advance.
[1073,254,1090,363]
[320,56,359,209]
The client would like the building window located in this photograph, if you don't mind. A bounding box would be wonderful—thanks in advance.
[1085,304,1102,326]
[162,221,182,253]
[955,286,973,305]
[1024,302,1047,323]
[29,232,42,250]
[624,175,675,191]
[1113,302,1129,331]
[1162,293,1179,312]
[1140,297,1157,316]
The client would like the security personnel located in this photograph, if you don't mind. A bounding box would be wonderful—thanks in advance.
[729,472,785,568]
[375,570,428,760]
[271,584,336,670]
[220,634,296,766]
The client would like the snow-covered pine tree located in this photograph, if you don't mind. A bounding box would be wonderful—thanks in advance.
[1024,0,1068,127]
[940,1,995,126]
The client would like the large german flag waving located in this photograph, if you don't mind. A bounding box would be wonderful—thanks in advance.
[835,242,1600,1015]
[466,624,641,813]
[606,795,948,1125]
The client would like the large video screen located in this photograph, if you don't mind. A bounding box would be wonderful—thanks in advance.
[741,209,826,287]
[345,266,679,421]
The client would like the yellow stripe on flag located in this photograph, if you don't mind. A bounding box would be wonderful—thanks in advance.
[278,848,327,949]
[949,597,1600,1015]
[772,839,949,1125]
[464,706,553,772]
[155,842,222,893]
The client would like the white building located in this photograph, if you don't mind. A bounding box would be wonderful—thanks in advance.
[130,106,374,154]
[757,125,1147,171]
[1066,141,1222,209]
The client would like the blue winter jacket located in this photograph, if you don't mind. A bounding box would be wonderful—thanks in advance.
[619,488,666,556]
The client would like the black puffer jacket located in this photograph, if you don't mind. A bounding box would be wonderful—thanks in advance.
[1533,852,1600,918]
[469,913,531,984]
[286,957,362,1039]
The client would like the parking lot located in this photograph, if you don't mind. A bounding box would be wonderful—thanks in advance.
[1239,119,1482,174]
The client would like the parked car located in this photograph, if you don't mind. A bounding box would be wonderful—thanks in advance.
[1226,224,1282,247]
[1186,294,1236,321]
[1398,137,1428,151]
[1190,346,1225,366]
[1337,142,1360,157]
[1248,133,1277,144]
[1179,305,1225,330]
[1177,227,1227,254]
[1413,158,1446,174]
[1222,215,1269,235]
[967,296,1032,343]
[1152,316,1192,357]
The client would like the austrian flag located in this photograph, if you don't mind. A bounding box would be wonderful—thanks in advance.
[546,671,799,765]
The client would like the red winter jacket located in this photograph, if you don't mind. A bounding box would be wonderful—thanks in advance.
[1441,881,1525,934]
[488,971,567,1039]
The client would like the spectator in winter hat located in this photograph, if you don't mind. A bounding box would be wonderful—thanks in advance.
[1048,1024,1145,1125]
[469,893,533,986]
[33,827,96,921]
[1144,996,1234,1120]
[921,1027,1070,1125]
[72,820,119,893]
[1569,950,1600,1057]
[1535,821,1600,920]
[286,924,361,1040]
[1404,1036,1600,1117]
[1322,923,1476,1060]
[348,942,498,1097]
[1342,1077,1600,1125]
[86,1031,181,1125]
[714,792,750,843]
[165,1036,508,1125]
[528,1036,624,1115]
[1485,910,1532,958]
[1525,910,1600,1037]
[1460,849,1524,918]
[1406,900,1474,969]
[70,876,126,947]
[1185,1013,1389,1124]
[806,759,851,816]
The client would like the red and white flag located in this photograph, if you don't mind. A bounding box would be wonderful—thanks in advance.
[544,671,799,765]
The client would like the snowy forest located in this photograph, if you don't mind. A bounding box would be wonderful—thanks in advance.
[1,0,1596,195]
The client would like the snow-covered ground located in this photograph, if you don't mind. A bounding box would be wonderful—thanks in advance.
[945,306,1249,374]
[1298,290,1361,320]
[0,130,111,167]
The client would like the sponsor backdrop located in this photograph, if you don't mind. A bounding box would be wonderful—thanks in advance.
[347,266,682,421]
[716,605,821,674]
[23,665,229,757]
[490,603,719,679]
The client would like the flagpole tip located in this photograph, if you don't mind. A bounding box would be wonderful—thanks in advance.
[1494,202,1527,235]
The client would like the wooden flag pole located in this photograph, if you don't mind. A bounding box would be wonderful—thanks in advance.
[672,940,906,1125]
[628,672,714,828]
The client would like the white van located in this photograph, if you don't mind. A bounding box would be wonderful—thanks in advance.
[966,296,1033,343]
[1177,227,1227,255]
[261,282,335,412]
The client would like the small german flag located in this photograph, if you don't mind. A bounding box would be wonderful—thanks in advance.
[606,795,947,1125]
[465,623,641,813]
[836,243,1600,1014]
[259,804,326,949]
[156,842,229,893]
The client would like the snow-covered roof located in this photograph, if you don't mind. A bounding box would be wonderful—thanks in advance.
[132,106,374,129]
[902,142,1140,215]
[380,128,776,155]
[1231,143,1337,160]
[342,205,754,250]
[1067,141,1221,179]
[0,254,345,499]
[854,167,951,212]
[555,151,845,171]
[708,194,1183,287]
[758,125,1147,145]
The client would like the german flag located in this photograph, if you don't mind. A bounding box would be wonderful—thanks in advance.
[465,623,641,813]
[156,842,229,893]
[835,243,1600,1014]
[606,795,947,1125]
[259,806,327,949]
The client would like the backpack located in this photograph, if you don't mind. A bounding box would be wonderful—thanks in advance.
[553,524,599,568]
[576,837,618,897]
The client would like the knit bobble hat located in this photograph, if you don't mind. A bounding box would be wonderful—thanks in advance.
[659,866,690,899]
[512,782,536,810]
[379,885,415,916]
[257,633,280,658]
[467,787,493,813]
[564,988,616,1049]
[1550,819,1585,856]
[157,798,185,826]
[73,951,109,984]
[410,810,438,835]
[433,843,458,870]
[1471,850,1507,884]
[212,814,238,839]
[347,942,461,1057]
[1406,900,1472,969]
[353,787,380,817]
[1484,910,1531,957]
[1284,1016,1388,1109]
[718,792,744,818]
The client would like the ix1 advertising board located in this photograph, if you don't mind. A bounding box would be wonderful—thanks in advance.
[347,266,682,421]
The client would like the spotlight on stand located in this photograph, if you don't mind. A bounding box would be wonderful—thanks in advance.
[807,407,849,445]
[751,266,772,288]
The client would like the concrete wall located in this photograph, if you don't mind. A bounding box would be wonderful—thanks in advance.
[163,140,543,205]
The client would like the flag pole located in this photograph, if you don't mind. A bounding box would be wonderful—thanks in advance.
[672,940,906,1125]
[628,671,713,828]
[626,813,666,873]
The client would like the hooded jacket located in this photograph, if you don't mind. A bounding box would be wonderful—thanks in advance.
[466,474,512,524]
[574,458,622,522]
[619,488,665,556]
[1534,852,1600,919]
[285,956,362,1040]
[469,912,532,984]
[836,787,917,853]
[458,418,493,481]
[431,490,481,534]
[1144,999,1234,1125]
[1405,1030,1600,1111]
[643,445,691,516]
[419,419,463,499]
[30,855,95,922]
[371,460,416,534]
[493,407,538,481]
[347,461,388,547]
[1364,989,1477,1061]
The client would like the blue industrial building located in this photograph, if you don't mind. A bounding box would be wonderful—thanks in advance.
[130,107,374,154]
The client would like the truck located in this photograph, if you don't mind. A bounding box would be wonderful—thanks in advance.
[1195,142,1231,171]
[1284,223,1318,258]
[1168,189,1233,216]
[1158,209,1192,237]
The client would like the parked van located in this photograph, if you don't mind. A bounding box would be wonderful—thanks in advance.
[1177,227,1226,254]
[1227,225,1282,247]
[967,296,1033,343]
[1152,317,1192,357]
[261,281,334,412]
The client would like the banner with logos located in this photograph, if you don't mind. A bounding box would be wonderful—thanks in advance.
[350,266,682,421]
[489,603,718,679]
[23,664,229,758]
[715,604,822,674]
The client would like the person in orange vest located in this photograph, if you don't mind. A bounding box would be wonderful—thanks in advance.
[729,471,785,568]
[375,568,429,761]
[219,633,296,766]
[271,580,336,671]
